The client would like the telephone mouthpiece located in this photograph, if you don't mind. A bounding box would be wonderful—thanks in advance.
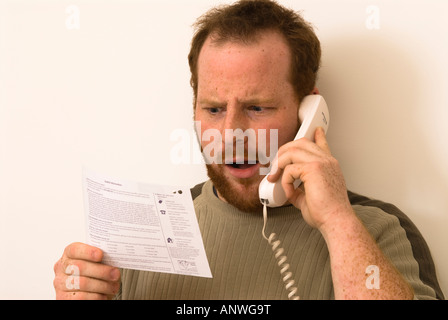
[258,176,288,208]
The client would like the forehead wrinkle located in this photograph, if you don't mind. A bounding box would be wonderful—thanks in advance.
[197,30,294,106]
[198,57,286,102]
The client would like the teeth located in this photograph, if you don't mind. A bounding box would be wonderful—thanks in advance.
[229,162,257,169]
[233,160,258,164]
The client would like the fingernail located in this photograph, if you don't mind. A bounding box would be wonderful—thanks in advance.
[92,250,100,261]
[111,268,120,280]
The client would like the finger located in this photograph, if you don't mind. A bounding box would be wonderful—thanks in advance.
[56,290,109,300]
[280,163,306,203]
[56,245,120,283]
[281,163,303,188]
[64,242,103,262]
[76,275,120,295]
[267,134,327,183]
[266,142,305,183]
[266,157,282,182]
[54,273,120,296]
[277,128,329,159]
[314,127,331,155]
[62,259,121,282]
[269,146,317,182]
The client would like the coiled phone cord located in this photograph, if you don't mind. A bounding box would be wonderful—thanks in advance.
[262,203,300,300]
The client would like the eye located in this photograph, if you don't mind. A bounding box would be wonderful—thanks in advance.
[249,106,264,112]
[200,106,222,115]
[208,107,221,114]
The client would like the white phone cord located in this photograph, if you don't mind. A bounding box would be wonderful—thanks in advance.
[262,203,300,300]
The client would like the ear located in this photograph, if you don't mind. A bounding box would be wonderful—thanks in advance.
[311,87,320,95]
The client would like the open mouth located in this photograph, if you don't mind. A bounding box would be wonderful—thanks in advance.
[225,160,261,179]
[228,162,258,169]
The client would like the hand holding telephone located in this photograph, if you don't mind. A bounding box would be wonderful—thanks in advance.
[259,95,330,300]
[259,94,330,207]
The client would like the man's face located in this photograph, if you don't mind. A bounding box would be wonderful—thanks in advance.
[194,30,300,212]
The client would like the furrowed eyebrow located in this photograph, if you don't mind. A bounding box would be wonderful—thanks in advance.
[242,98,276,106]
[197,97,277,107]
[197,99,226,108]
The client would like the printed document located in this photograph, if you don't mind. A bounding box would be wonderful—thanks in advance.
[82,168,212,278]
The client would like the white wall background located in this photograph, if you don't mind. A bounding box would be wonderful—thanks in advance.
[0,0,446,299]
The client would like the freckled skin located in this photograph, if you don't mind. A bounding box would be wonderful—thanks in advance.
[194,31,300,212]
[194,30,414,299]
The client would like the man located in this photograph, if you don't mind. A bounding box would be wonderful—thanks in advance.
[53,0,443,299]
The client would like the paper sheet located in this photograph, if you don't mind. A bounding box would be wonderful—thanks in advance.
[82,168,212,278]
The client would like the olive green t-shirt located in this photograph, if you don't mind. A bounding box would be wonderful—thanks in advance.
[115,180,440,300]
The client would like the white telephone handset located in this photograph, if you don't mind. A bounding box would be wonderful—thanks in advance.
[259,95,330,300]
[259,94,330,207]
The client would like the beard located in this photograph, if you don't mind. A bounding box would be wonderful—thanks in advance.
[206,163,264,213]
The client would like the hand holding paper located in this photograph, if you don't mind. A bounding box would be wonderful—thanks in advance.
[82,168,212,278]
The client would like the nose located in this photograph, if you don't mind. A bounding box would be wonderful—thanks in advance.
[222,102,251,148]
[221,102,253,163]
[222,102,247,132]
